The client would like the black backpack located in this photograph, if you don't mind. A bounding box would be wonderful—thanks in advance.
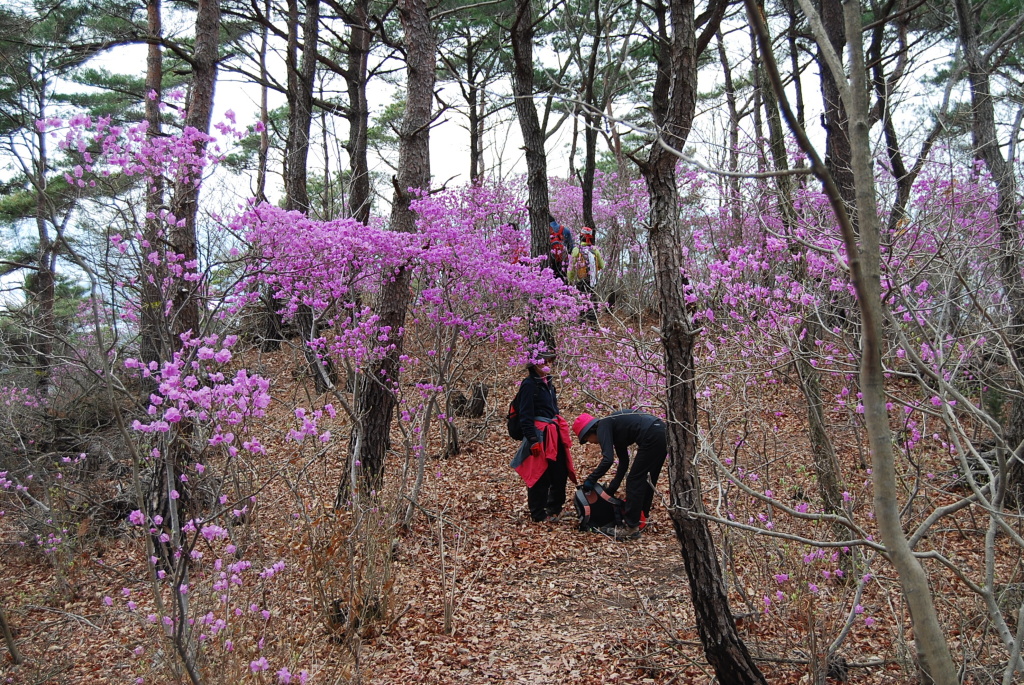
[506,385,525,440]
[507,377,555,441]
[573,484,625,532]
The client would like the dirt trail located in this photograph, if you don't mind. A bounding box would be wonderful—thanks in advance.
[357,438,709,684]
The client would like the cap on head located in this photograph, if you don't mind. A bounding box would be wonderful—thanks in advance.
[573,413,599,443]
[528,349,557,368]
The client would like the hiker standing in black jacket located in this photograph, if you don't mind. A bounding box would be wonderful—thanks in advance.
[572,410,667,540]
[510,351,577,522]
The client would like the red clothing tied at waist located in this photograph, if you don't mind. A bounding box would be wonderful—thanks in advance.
[513,415,577,488]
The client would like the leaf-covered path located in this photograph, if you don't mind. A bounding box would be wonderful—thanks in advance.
[361,442,700,684]
[0,358,959,684]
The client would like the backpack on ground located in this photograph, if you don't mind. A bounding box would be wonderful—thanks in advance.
[573,484,625,531]
[573,484,649,532]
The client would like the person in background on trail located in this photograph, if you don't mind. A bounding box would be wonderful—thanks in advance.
[572,410,667,540]
[510,350,577,522]
[548,215,574,283]
[507,221,528,265]
[567,226,604,323]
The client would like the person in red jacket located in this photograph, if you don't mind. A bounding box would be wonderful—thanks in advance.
[510,351,577,522]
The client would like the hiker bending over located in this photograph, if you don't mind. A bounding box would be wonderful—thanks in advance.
[510,351,577,522]
[572,410,666,540]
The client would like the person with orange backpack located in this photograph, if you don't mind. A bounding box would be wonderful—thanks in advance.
[568,226,604,323]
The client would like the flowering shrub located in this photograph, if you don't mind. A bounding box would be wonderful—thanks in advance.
[5,78,1020,683]
[126,333,270,458]
[112,504,308,683]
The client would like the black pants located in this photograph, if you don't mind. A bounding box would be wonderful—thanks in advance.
[527,447,569,521]
[576,281,598,323]
[623,421,667,527]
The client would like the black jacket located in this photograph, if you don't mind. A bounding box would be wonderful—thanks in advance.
[585,410,664,493]
[517,369,559,446]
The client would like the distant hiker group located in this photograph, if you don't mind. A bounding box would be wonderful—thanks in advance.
[541,215,604,324]
[547,216,603,291]
[508,349,667,541]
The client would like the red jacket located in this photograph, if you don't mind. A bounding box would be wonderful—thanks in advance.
[513,415,577,488]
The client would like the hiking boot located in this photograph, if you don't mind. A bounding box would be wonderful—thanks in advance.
[543,513,562,523]
[600,524,641,541]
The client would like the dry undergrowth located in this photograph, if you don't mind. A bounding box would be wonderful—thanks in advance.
[1,337,1021,685]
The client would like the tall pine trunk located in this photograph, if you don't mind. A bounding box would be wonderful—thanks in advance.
[953,0,1024,502]
[345,0,372,224]
[580,0,601,229]
[32,113,55,392]
[150,0,220,567]
[716,33,742,242]
[284,0,336,393]
[642,0,766,681]
[816,0,855,230]
[256,0,270,205]
[140,0,166,368]
[511,0,552,263]
[351,0,435,492]
[168,0,218,346]
[256,0,285,353]
[284,0,319,212]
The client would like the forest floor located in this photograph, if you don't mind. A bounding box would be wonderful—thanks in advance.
[0,339,1014,684]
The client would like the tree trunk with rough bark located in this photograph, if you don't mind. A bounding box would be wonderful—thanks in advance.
[151,0,220,568]
[284,0,319,213]
[0,600,23,665]
[643,0,766,681]
[256,0,270,205]
[284,0,336,393]
[463,38,486,185]
[510,0,558,349]
[580,0,601,230]
[168,0,219,347]
[351,0,435,492]
[510,0,552,263]
[256,0,284,353]
[32,118,55,392]
[717,33,742,242]
[345,0,372,224]
[140,0,167,368]
[953,0,1024,502]
[816,0,855,231]
[780,0,806,130]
